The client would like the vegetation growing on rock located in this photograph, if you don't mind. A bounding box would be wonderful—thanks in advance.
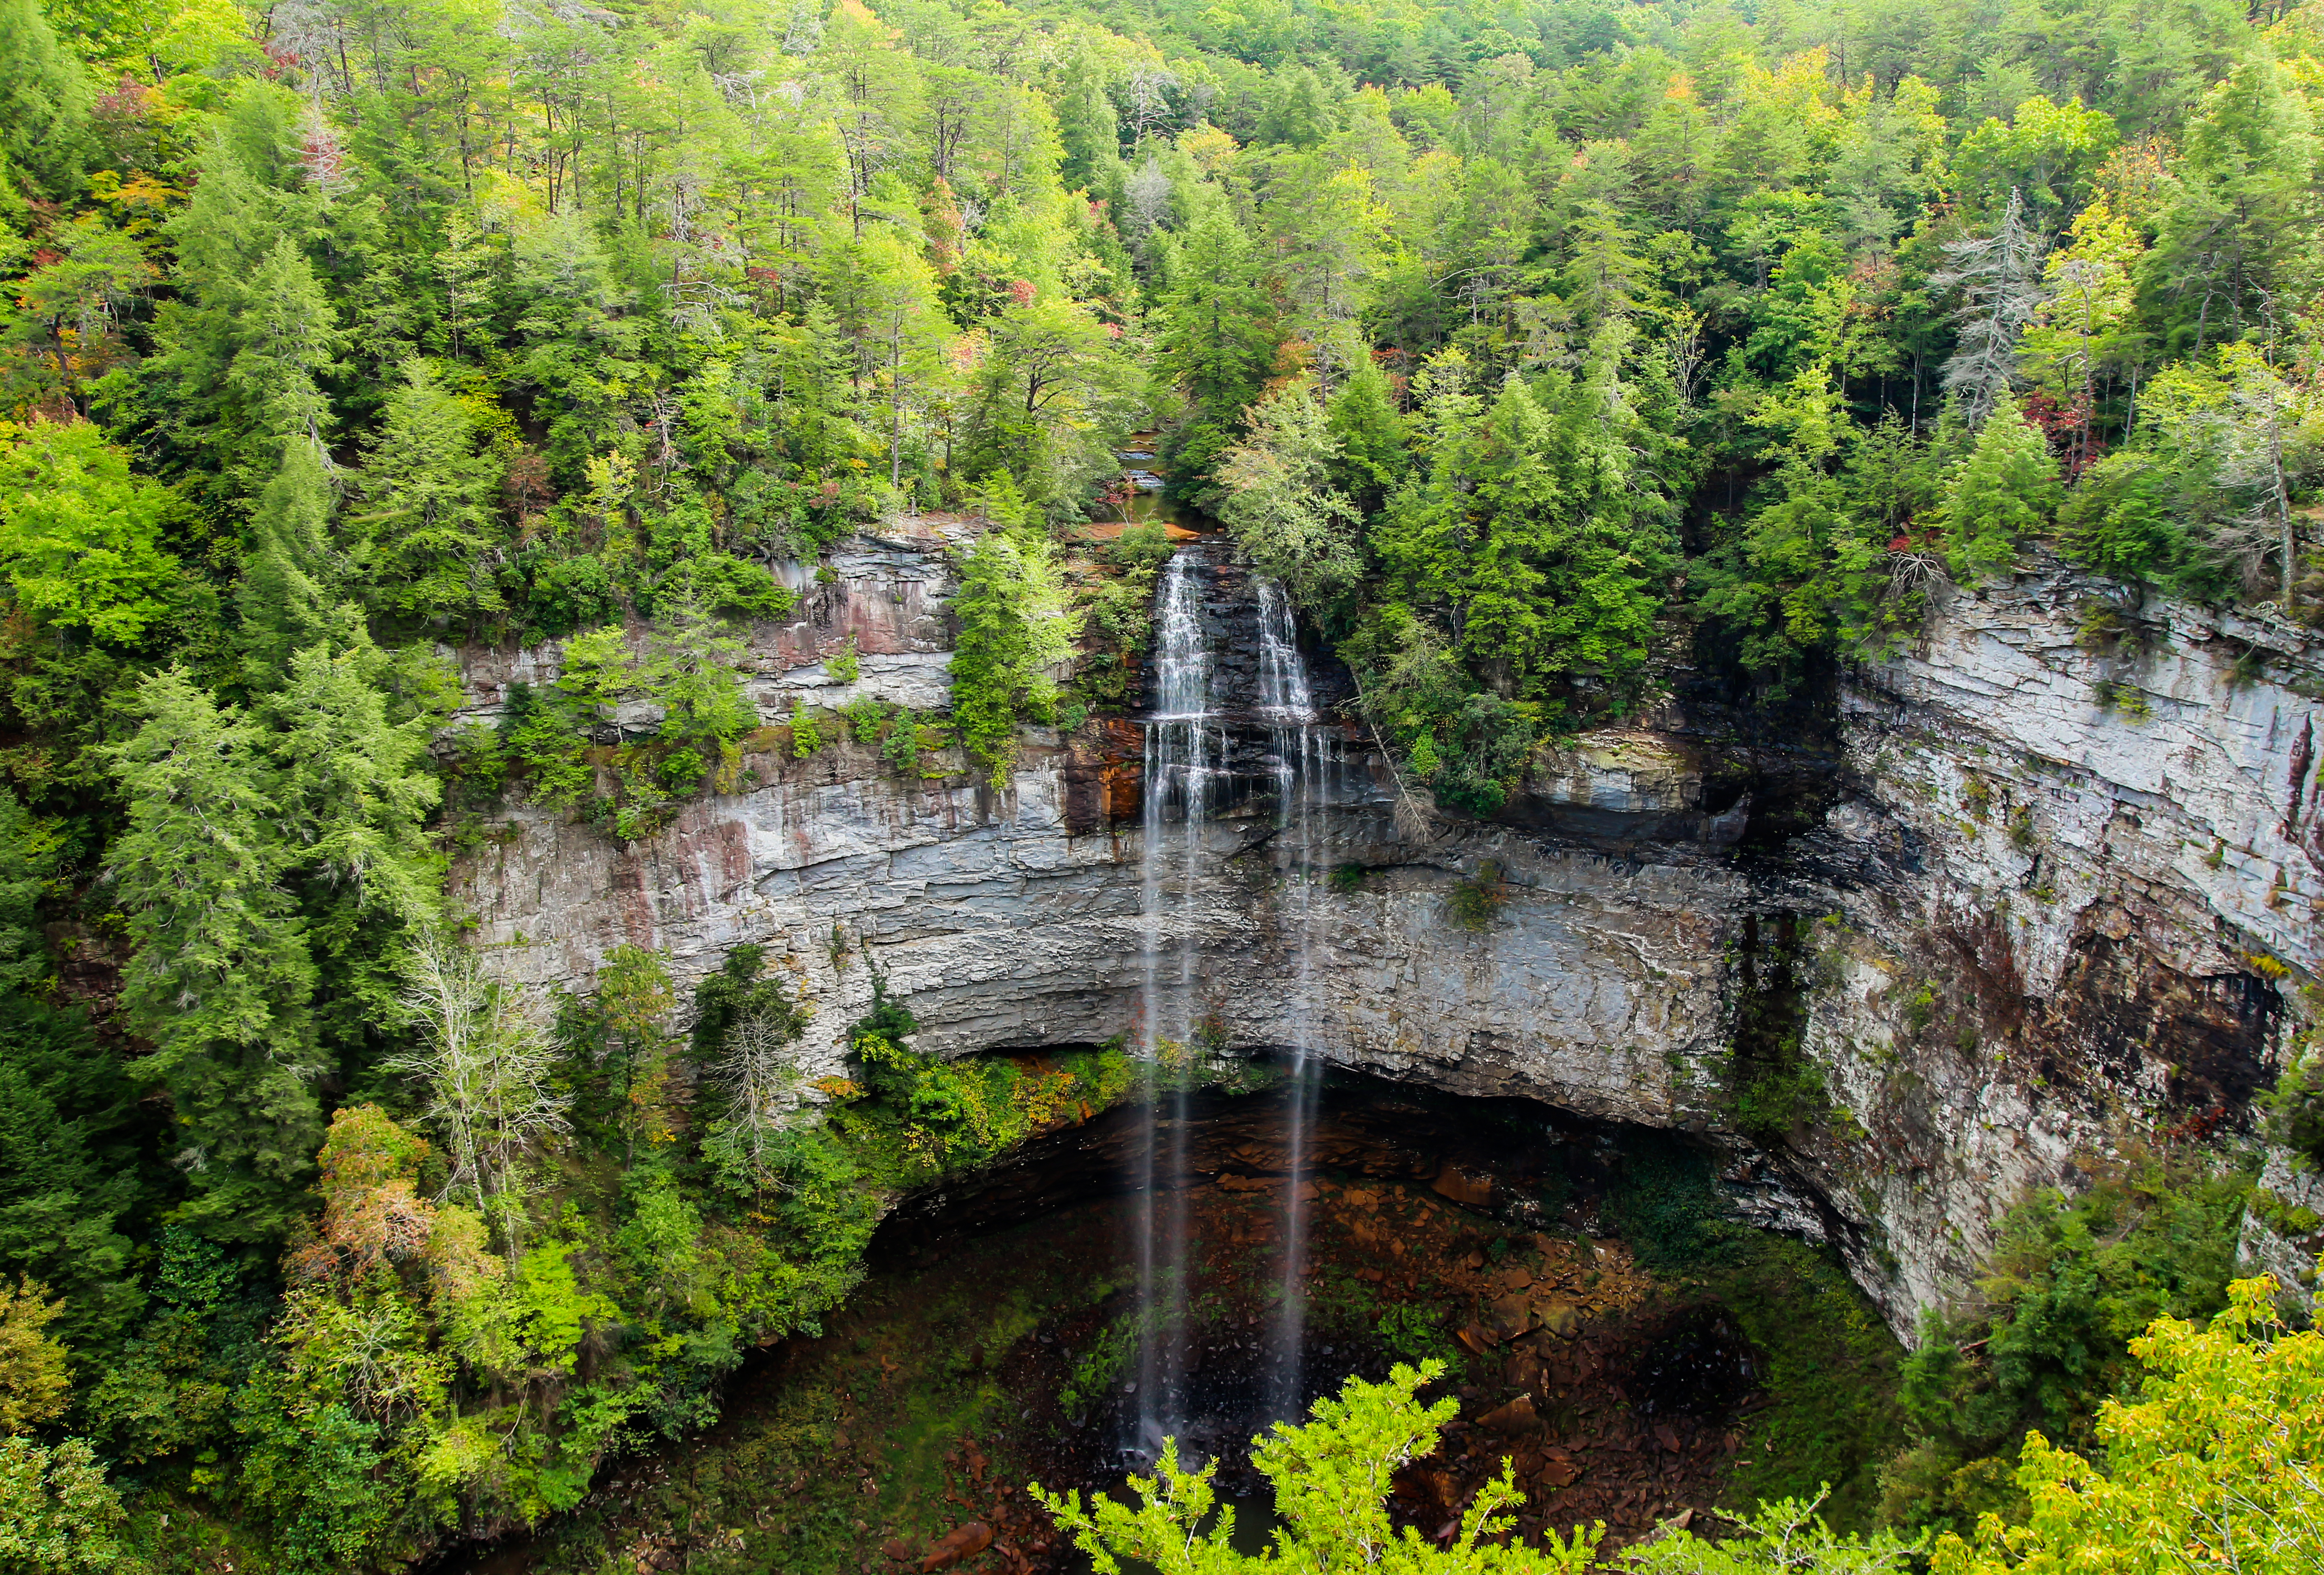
[0,0,2318,1566]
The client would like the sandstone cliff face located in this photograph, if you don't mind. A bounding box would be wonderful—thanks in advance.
[451,538,2319,1334]
[1791,564,2318,1321]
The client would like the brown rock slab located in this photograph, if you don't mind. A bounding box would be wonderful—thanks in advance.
[921,1523,994,1572]
[882,1538,913,1562]
[1536,1300,1581,1339]
[1432,1162,1494,1208]
[1487,1292,1534,1338]
[1456,1319,1505,1353]
[1478,1396,1540,1434]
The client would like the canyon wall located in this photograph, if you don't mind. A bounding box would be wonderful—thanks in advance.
[451,534,2322,1332]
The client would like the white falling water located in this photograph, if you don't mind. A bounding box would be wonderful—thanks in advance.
[1255,579,1331,1419]
[1134,548,1215,1457]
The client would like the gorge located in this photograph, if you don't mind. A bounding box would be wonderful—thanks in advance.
[11,1,2324,1568]
[429,520,2322,1569]
[454,525,2320,1337]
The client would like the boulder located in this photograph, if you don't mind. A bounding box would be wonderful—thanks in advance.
[1478,1396,1540,1434]
[1432,1163,1493,1208]
[1456,1321,1501,1354]
[1487,1292,1534,1339]
[921,1523,994,1572]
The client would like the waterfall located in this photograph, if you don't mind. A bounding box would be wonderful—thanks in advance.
[1133,548,1215,1458]
[1255,579,1328,1419]
[1131,558,1335,1454]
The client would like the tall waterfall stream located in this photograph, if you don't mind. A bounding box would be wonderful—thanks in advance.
[1131,547,1342,1462]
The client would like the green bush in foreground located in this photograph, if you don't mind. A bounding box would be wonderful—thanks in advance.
[1041,1272,2317,1573]
[1035,1358,1599,1574]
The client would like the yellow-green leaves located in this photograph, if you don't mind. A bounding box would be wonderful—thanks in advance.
[0,419,182,646]
[1036,1362,1602,1575]
[1933,1272,2324,1575]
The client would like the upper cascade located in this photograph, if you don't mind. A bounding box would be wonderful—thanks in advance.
[1146,547,1216,726]
[1255,578,1316,726]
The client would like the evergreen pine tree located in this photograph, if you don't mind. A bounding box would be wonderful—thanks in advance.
[0,0,91,203]
[0,789,142,1351]
[356,363,504,628]
[1326,358,1409,515]
[236,441,364,691]
[105,672,321,1244]
[1942,410,2062,580]
[949,532,1036,788]
[227,235,345,457]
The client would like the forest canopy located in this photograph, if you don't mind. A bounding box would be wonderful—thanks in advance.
[0,0,2321,1567]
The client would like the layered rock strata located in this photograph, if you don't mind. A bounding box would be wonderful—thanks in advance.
[451,537,2320,1332]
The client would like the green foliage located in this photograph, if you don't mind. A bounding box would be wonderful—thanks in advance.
[1627,1490,1924,1575]
[1055,1311,1139,1418]
[82,1225,269,1467]
[1105,522,1177,574]
[1692,387,1938,701]
[0,788,139,1349]
[1343,610,1542,818]
[236,440,363,690]
[2262,1046,2324,1168]
[6,0,2323,1564]
[0,1435,127,1575]
[1931,1274,2324,1575]
[1216,380,1363,611]
[0,419,181,645]
[104,669,323,1241]
[832,980,1134,1183]
[789,702,822,758]
[1036,1361,1599,1573]
[839,693,888,745]
[354,364,503,628]
[883,708,935,776]
[1372,1300,1456,1367]
[1940,413,2062,582]
[1885,1155,2254,1538]
[1444,859,1506,931]
[947,526,1080,787]
[0,0,90,203]
[1371,341,1677,714]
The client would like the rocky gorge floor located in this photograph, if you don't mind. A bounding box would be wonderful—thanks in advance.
[437,1075,1906,1575]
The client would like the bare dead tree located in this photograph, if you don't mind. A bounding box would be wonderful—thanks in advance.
[1932,189,2048,429]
